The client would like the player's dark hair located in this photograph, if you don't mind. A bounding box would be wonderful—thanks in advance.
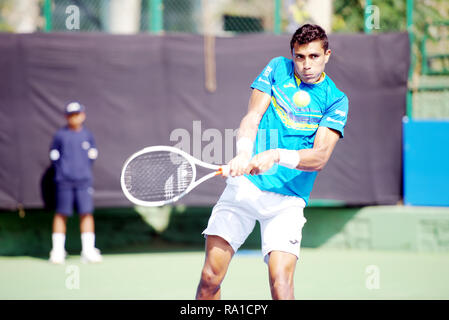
[290,24,329,52]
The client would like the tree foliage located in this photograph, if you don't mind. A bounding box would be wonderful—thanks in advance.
[333,0,449,33]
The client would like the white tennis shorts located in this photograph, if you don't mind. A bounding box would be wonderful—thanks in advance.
[202,176,307,263]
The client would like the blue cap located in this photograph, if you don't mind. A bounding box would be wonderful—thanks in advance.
[65,102,85,115]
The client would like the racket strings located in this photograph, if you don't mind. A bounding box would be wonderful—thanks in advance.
[123,151,194,201]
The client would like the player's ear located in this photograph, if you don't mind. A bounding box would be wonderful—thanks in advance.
[324,49,331,63]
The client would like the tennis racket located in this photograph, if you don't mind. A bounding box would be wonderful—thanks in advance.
[120,145,229,207]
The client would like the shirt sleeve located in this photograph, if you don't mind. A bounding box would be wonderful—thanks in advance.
[87,131,98,161]
[319,94,349,138]
[49,133,61,162]
[250,57,280,95]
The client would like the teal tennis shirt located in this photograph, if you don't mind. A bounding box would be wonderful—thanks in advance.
[246,56,349,204]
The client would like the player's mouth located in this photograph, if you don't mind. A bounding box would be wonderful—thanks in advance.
[301,74,317,82]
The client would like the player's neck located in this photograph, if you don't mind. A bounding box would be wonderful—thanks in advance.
[315,72,325,83]
[68,124,83,132]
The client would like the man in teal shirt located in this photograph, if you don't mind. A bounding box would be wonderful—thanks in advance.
[197,24,348,300]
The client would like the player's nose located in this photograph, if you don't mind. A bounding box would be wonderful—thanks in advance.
[303,59,311,69]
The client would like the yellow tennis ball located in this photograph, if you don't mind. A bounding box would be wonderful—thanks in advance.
[293,90,311,107]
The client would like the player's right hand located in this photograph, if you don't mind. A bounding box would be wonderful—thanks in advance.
[225,152,252,177]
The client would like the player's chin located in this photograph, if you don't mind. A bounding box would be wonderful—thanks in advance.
[300,74,319,84]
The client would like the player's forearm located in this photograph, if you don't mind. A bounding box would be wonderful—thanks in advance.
[228,91,270,176]
[237,89,271,143]
[237,113,260,142]
[228,116,259,176]
[296,148,329,171]
[276,147,330,172]
[276,127,340,172]
[232,115,259,164]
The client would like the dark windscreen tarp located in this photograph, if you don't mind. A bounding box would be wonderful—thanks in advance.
[0,32,409,209]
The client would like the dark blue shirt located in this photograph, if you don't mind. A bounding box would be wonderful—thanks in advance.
[49,126,98,184]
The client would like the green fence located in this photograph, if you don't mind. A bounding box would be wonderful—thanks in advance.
[38,0,282,34]
[0,0,283,34]
[332,0,449,119]
[411,18,449,119]
[405,1,449,119]
[1,1,448,123]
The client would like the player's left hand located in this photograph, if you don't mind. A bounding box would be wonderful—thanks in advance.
[245,149,280,175]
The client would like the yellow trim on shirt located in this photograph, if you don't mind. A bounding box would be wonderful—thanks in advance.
[272,97,319,131]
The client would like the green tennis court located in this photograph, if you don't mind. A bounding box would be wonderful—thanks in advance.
[1,247,448,300]
[1,0,448,305]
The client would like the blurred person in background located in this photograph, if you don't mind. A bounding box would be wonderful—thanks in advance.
[48,102,102,264]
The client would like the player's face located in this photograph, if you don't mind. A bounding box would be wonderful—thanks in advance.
[292,40,331,84]
[66,112,85,130]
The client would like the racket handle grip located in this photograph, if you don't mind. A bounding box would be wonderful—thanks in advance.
[218,165,230,176]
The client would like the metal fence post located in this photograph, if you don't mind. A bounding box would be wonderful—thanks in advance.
[149,0,163,33]
[364,0,372,34]
[44,0,52,32]
[274,0,281,35]
[406,0,414,118]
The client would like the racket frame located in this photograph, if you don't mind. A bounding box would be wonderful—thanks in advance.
[120,145,226,207]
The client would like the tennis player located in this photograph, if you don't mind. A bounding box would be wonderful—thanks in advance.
[49,102,102,264]
[196,24,348,299]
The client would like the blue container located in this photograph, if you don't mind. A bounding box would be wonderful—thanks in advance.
[403,117,449,206]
